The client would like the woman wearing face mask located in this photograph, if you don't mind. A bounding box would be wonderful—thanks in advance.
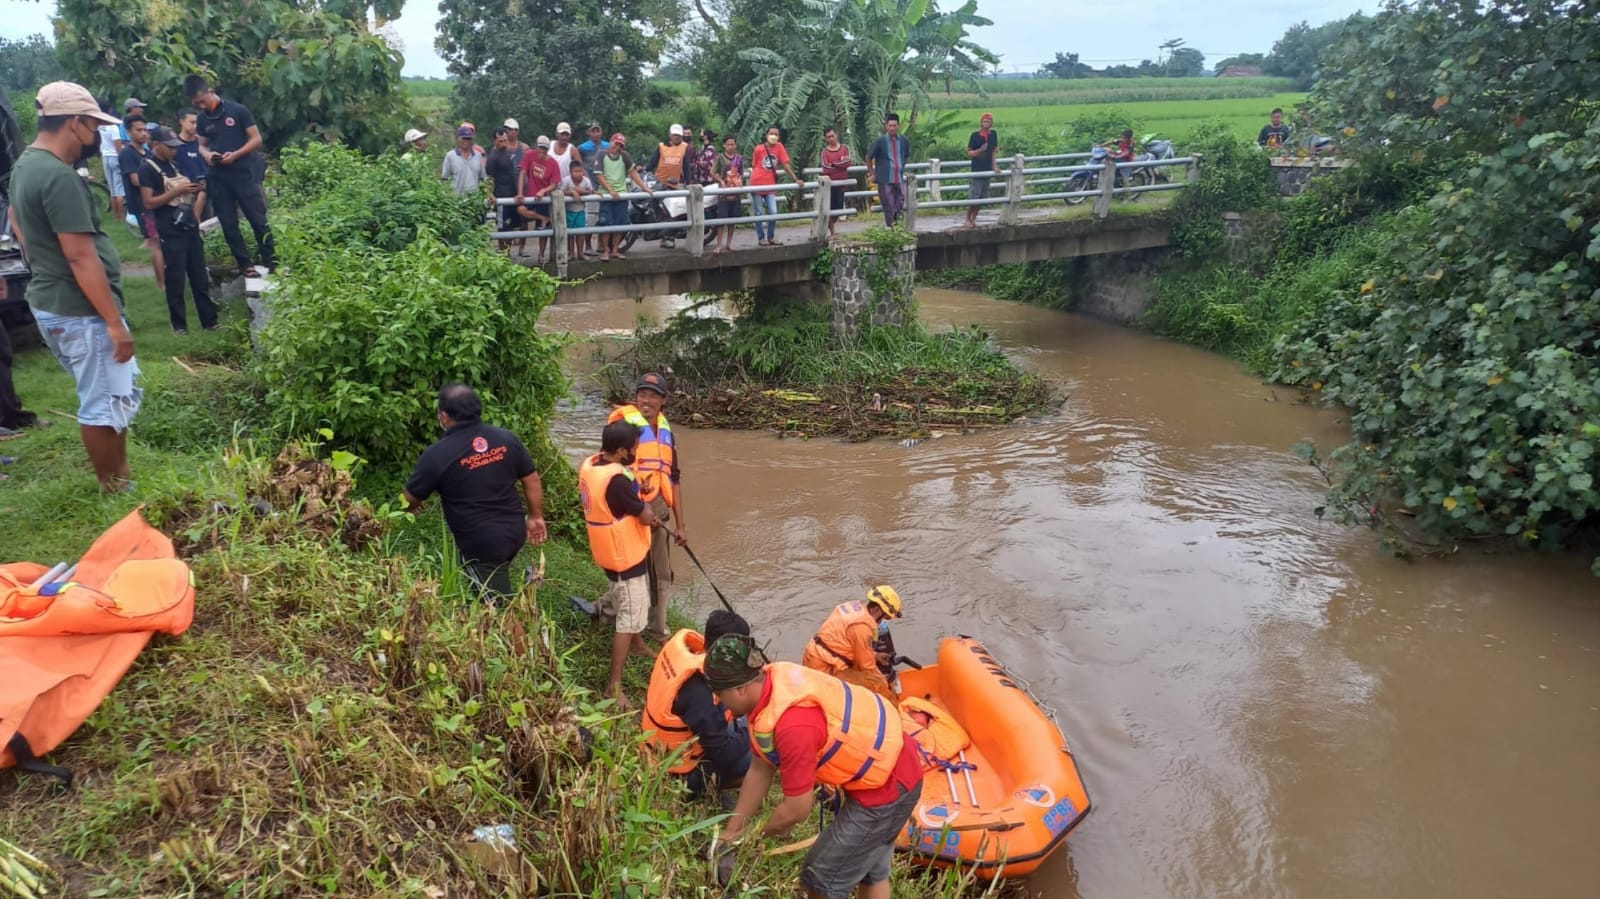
[748,125,801,246]
[799,585,903,702]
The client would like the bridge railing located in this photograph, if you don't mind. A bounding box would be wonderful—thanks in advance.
[488,151,1201,275]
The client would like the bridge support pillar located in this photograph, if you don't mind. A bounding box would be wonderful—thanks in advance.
[829,239,917,340]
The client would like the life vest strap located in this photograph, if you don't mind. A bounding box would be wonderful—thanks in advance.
[810,635,853,669]
[6,733,73,789]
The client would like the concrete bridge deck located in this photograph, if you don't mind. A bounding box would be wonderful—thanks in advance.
[535,202,1173,303]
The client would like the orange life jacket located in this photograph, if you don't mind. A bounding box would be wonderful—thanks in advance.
[749,662,904,790]
[804,600,876,673]
[606,405,675,506]
[578,454,651,574]
[898,695,970,765]
[640,629,729,774]
[655,142,689,183]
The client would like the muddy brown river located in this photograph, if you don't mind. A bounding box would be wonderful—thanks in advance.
[545,288,1600,899]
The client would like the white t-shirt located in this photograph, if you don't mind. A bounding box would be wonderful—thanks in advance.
[98,124,122,157]
[561,173,593,195]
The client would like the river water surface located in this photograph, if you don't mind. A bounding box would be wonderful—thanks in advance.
[545,289,1599,899]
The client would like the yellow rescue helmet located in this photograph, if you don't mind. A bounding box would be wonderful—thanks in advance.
[865,585,902,619]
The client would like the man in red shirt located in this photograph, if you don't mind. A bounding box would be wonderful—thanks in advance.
[706,635,923,898]
[515,135,559,263]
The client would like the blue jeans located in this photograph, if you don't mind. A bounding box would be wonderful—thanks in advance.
[35,309,141,432]
[754,193,779,241]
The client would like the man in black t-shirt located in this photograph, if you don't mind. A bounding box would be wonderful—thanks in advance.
[965,113,998,228]
[185,74,275,276]
[118,115,166,291]
[403,383,549,600]
[139,126,215,333]
[485,126,525,248]
[1258,108,1293,150]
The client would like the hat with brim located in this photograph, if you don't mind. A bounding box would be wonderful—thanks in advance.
[535,135,552,149]
[150,125,184,148]
[123,97,146,113]
[503,118,520,130]
[634,373,668,396]
[35,82,122,125]
[404,128,427,144]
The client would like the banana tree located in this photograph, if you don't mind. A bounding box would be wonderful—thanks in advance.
[728,0,993,164]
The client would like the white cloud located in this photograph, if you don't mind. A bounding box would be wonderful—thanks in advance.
[4,0,1377,80]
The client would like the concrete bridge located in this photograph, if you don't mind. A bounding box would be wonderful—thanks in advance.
[490,152,1199,304]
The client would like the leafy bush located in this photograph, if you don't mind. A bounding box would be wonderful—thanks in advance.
[1149,212,1401,367]
[274,143,485,254]
[1271,128,1600,562]
[620,94,720,147]
[1166,119,1274,259]
[254,147,577,531]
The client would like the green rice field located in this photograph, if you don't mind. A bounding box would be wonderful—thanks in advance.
[936,92,1308,142]
[934,76,1295,107]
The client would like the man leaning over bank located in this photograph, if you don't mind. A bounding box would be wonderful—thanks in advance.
[641,609,753,804]
[403,383,548,600]
[7,82,139,492]
[706,633,924,899]
[607,372,686,641]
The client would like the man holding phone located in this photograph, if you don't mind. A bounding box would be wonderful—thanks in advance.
[184,74,274,277]
[140,126,215,334]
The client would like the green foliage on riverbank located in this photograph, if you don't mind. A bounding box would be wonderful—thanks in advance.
[254,144,579,533]
[1154,0,1600,565]
[617,298,1053,439]
[1268,0,1600,564]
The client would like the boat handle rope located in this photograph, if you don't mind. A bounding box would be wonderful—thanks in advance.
[961,634,1072,755]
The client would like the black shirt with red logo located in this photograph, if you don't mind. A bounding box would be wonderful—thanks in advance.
[406,421,536,564]
[196,98,258,180]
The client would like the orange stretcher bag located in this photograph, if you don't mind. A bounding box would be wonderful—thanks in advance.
[1,509,195,786]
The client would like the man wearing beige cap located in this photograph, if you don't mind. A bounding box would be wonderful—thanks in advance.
[6,82,140,492]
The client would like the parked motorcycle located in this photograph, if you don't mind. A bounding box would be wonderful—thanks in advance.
[1063,139,1175,205]
[617,173,720,254]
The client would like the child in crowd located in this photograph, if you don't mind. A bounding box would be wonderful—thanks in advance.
[562,164,596,262]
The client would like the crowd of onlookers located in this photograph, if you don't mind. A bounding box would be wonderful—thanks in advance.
[403,112,948,262]
[2,76,276,491]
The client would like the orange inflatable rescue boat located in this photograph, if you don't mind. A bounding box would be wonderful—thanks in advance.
[1,510,195,785]
[893,637,1091,879]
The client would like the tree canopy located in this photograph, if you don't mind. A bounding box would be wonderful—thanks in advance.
[1264,17,1360,90]
[0,34,64,91]
[52,0,409,154]
[437,0,676,137]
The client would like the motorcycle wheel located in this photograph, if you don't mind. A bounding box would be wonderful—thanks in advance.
[1125,167,1156,199]
[619,231,640,253]
[1063,173,1093,206]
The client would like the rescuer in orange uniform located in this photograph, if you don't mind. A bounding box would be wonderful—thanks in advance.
[801,586,902,700]
[640,609,753,800]
[606,372,684,641]
[705,634,924,898]
[579,419,660,709]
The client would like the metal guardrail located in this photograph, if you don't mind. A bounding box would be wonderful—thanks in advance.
[489,152,1202,275]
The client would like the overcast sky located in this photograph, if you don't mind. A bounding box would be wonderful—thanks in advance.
[4,1,1376,79]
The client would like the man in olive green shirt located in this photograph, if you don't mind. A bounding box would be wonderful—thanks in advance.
[6,82,140,491]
